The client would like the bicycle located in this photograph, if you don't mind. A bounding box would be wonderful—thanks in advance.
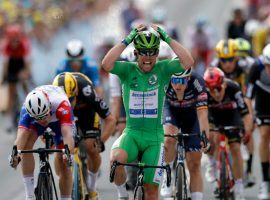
[10,130,72,200]
[72,127,103,200]
[110,160,171,200]
[210,126,243,200]
[164,131,208,200]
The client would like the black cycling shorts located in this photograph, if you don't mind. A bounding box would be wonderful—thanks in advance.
[7,58,25,83]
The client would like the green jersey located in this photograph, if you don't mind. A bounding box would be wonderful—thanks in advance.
[110,59,185,140]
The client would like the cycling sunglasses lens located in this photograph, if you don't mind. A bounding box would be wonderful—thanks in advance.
[171,77,188,85]
[220,57,234,63]
[138,49,158,56]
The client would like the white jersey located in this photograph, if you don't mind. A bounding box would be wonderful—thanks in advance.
[35,85,70,123]
[109,74,121,98]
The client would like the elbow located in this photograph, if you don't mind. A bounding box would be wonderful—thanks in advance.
[101,59,112,72]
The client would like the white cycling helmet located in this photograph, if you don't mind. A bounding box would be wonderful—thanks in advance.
[24,90,51,119]
[262,44,270,65]
[171,68,192,78]
[66,39,84,58]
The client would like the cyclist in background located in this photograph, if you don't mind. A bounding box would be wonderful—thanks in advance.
[56,39,103,96]
[160,68,210,200]
[235,37,256,187]
[53,72,116,200]
[9,85,75,200]
[246,44,270,199]
[186,16,216,74]
[1,24,31,132]
[102,24,194,200]
[204,67,253,200]
[211,39,248,93]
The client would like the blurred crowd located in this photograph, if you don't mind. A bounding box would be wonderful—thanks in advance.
[0,0,101,47]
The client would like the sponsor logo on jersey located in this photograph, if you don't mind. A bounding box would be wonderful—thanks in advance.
[100,101,108,109]
[148,74,158,85]
[82,85,92,96]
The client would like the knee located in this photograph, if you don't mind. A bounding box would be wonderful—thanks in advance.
[164,138,176,150]
[110,149,128,165]
[188,161,201,174]
[144,184,158,200]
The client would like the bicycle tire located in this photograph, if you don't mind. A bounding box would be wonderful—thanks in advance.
[134,186,144,200]
[175,164,187,200]
[220,151,230,200]
[35,173,53,200]
[72,162,84,200]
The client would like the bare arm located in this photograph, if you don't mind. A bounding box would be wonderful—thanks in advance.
[197,108,210,138]
[169,40,194,69]
[61,125,74,153]
[101,114,117,142]
[101,43,126,72]
[151,24,194,69]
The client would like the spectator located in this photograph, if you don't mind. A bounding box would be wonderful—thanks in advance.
[227,8,247,39]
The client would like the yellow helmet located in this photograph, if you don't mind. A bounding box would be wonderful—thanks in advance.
[215,39,237,58]
[52,72,78,98]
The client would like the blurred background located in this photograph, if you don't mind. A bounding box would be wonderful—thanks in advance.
[0,0,270,199]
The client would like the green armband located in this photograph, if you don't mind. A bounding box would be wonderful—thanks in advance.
[157,27,172,44]
[123,28,138,46]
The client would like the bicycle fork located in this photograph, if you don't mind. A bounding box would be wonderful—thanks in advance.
[217,135,234,194]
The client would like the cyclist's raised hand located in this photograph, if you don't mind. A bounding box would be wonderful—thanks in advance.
[151,24,172,44]
[122,24,146,46]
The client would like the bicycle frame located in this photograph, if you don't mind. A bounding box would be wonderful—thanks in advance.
[211,126,242,199]
[110,161,171,200]
[72,128,101,200]
[165,132,201,200]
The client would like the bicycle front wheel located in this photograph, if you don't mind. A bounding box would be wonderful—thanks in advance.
[134,186,144,200]
[175,164,187,200]
[72,162,84,200]
[220,151,230,200]
[35,173,53,200]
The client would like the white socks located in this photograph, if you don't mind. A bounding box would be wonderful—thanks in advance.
[115,183,128,198]
[23,175,35,198]
[191,192,203,200]
[87,170,98,192]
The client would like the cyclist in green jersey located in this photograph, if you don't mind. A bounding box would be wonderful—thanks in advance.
[102,24,194,200]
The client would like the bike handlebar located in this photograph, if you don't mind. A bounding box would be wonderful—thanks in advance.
[11,144,73,167]
[109,161,171,187]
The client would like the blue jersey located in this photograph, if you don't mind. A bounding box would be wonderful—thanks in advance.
[56,57,100,87]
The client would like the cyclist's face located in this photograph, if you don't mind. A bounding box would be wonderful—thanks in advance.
[35,113,51,126]
[219,57,237,74]
[70,59,82,72]
[136,49,159,72]
[208,83,226,102]
[171,77,189,100]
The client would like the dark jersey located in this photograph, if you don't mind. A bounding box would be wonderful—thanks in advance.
[217,62,247,93]
[70,72,110,132]
[208,79,249,126]
[246,58,270,117]
[165,72,208,110]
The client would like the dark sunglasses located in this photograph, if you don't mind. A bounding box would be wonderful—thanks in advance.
[208,85,222,92]
[220,57,235,63]
[171,77,188,85]
[138,49,158,56]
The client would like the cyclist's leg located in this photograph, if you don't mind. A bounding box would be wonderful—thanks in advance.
[183,117,203,199]
[141,140,164,200]
[15,128,38,198]
[84,138,101,194]
[52,122,73,199]
[111,131,138,198]
[163,124,178,163]
[227,130,244,196]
